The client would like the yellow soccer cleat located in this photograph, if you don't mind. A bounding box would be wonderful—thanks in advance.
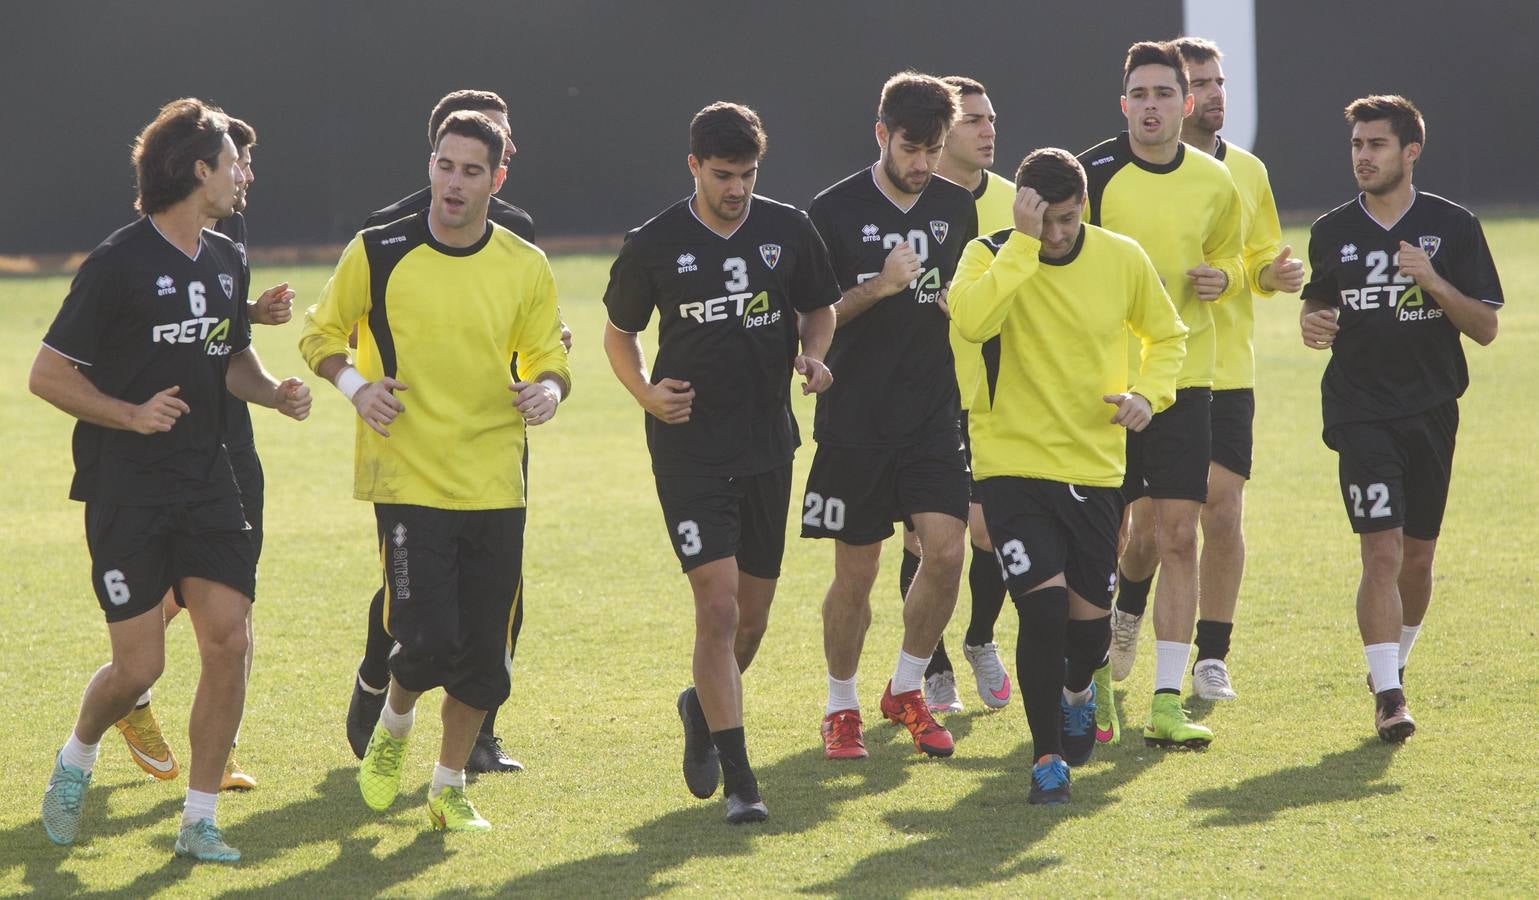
[115,705,179,781]
[221,751,256,791]
[427,786,491,832]
[358,723,408,812]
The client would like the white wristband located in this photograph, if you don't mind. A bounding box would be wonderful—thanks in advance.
[334,366,367,401]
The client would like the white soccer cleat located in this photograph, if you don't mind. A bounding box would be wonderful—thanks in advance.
[924,671,963,713]
[1192,658,1238,701]
[962,642,1012,709]
[1108,608,1143,682]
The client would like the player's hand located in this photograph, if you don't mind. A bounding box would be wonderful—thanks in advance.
[1103,392,1153,432]
[511,380,560,426]
[250,283,295,326]
[559,320,574,352]
[1187,264,1229,301]
[129,385,190,434]
[1264,246,1305,293]
[1013,187,1048,239]
[641,377,694,424]
[1396,241,1445,291]
[353,378,407,437]
[274,377,311,421]
[935,284,952,318]
[1301,307,1339,350]
[879,242,922,294]
[796,355,833,395]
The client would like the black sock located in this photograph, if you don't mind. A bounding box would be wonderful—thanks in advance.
[1014,585,1070,760]
[1194,619,1233,663]
[1064,617,1111,693]
[964,544,1007,647]
[480,706,498,737]
[926,638,952,677]
[711,727,757,799]
[359,588,393,689]
[899,547,920,602]
[1115,570,1154,618]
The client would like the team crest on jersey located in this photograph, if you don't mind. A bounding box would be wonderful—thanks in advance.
[218,274,234,299]
[233,242,248,265]
[759,243,781,269]
[676,253,698,274]
[1418,235,1441,257]
[1340,243,1359,263]
[929,220,950,244]
[156,275,176,297]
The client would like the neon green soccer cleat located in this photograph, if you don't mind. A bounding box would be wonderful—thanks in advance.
[427,786,491,832]
[174,817,240,862]
[1142,693,1213,750]
[1093,661,1120,744]
[42,752,91,846]
[358,723,408,812]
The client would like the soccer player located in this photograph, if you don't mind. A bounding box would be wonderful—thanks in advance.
[1171,37,1306,701]
[1299,95,1502,742]
[1078,40,1242,748]
[31,98,312,861]
[347,89,568,776]
[919,74,1017,713]
[602,102,837,823]
[951,148,1186,803]
[301,111,570,831]
[111,115,295,793]
[805,72,978,760]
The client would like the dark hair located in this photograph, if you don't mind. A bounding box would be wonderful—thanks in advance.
[428,89,508,148]
[434,110,506,168]
[1172,36,1222,66]
[227,117,257,151]
[689,101,767,162]
[940,75,986,97]
[878,71,959,147]
[1345,94,1426,147]
[1123,40,1189,95]
[1014,148,1087,204]
[131,98,230,215]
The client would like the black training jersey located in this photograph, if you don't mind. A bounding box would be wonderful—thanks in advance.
[604,194,840,477]
[1300,191,1504,429]
[809,167,978,447]
[42,218,252,505]
[213,212,256,452]
[366,188,536,244]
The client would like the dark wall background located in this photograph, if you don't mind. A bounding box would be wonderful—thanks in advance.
[0,0,1530,254]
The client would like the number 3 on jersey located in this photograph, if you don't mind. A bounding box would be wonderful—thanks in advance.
[676,520,702,556]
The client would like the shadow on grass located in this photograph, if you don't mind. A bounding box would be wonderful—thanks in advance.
[0,779,184,897]
[1186,736,1400,827]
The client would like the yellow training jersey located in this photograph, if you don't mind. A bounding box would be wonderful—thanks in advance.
[949,225,1187,486]
[1078,133,1243,389]
[950,169,1016,410]
[1211,137,1283,390]
[299,213,571,510]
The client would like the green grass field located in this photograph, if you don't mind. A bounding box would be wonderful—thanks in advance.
[1,220,1536,898]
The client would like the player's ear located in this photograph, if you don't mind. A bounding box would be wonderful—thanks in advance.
[1183,92,1194,116]
[1404,141,1422,165]
[875,120,888,150]
[687,154,701,181]
[492,165,508,194]
[1120,96,1129,117]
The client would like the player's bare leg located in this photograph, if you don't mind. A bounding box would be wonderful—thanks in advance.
[734,572,777,673]
[180,578,249,797]
[1195,462,1245,699]
[882,511,964,756]
[1358,529,1414,741]
[1141,499,1214,749]
[690,558,744,730]
[77,608,169,749]
[820,541,880,759]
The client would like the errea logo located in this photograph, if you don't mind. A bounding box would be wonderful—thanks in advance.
[156,275,176,296]
[1090,155,1115,167]
[676,253,698,273]
[1340,243,1359,263]
[861,224,881,243]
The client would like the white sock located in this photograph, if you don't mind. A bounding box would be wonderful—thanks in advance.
[379,699,414,739]
[1063,684,1093,706]
[60,734,99,773]
[1399,625,1421,668]
[357,671,386,695]
[826,674,858,714]
[1365,643,1401,692]
[1154,641,1191,694]
[431,763,465,797]
[136,689,152,708]
[182,788,218,828]
[892,649,930,695]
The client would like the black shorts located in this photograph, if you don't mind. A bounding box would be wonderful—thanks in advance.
[654,465,792,579]
[1324,401,1458,540]
[975,477,1125,608]
[1123,387,1212,503]
[229,444,265,568]
[375,503,525,711]
[960,410,979,503]
[1209,389,1255,480]
[802,427,971,545]
[85,494,255,623]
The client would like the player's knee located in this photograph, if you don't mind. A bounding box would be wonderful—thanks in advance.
[695,593,740,642]
[1155,517,1199,563]
[1200,494,1244,541]
[1360,532,1403,579]
[1402,539,1436,581]
[832,552,881,595]
[201,624,250,669]
[114,656,164,697]
[922,538,967,581]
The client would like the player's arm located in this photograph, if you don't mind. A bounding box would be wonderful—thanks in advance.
[603,322,694,424]
[249,282,295,326]
[1123,249,1188,424]
[1298,228,1341,350]
[1395,238,1499,346]
[950,187,1047,342]
[510,259,572,426]
[226,346,311,421]
[1246,171,1303,295]
[28,346,188,434]
[832,242,922,325]
[300,237,407,436]
[795,305,835,394]
[1188,181,1246,302]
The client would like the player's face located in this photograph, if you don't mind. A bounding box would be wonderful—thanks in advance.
[201,135,245,219]
[688,154,757,223]
[233,146,254,213]
[1038,195,1084,260]
[1121,65,1193,148]
[1184,58,1225,133]
[1351,120,1419,195]
[879,124,946,195]
[945,93,996,172]
[476,107,517,168]
[429,133,506,229]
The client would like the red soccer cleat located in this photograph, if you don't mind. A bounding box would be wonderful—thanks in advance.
[880,681,955,757]
[821,709,868,760]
